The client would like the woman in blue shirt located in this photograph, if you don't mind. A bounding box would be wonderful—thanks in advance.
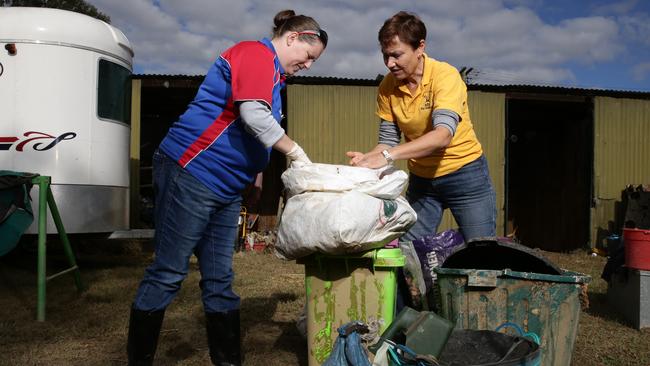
[126,9,327,366]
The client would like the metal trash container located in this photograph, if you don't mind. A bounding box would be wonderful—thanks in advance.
[435,240,590,366]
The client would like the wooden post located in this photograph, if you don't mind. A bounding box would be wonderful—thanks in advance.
[130,79,142,229]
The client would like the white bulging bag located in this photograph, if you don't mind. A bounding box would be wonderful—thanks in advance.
[275,164,416,260]
[281,163,408,199]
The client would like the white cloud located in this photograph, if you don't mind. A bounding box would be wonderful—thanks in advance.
[538,17,621,63]
[88,0,631,87]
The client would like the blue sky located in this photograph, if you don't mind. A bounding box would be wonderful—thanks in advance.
[91,0,650,92]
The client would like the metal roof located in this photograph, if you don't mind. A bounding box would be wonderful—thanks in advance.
[467,83,650,99]
[133,74,204,88]
[289,76,650,99]
[132,74,650,99]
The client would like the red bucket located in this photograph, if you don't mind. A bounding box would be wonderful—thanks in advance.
[623,228,650,270]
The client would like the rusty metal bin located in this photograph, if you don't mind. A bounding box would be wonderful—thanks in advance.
[434,241,590,366]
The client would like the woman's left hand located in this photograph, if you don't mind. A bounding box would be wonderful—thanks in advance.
[346,151,388,169]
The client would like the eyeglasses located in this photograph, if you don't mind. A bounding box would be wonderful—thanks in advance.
[296,29,328,47]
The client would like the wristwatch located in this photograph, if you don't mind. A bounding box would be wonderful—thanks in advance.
[381,149,394,165]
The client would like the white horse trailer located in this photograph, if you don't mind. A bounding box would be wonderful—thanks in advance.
[0,7,134,233]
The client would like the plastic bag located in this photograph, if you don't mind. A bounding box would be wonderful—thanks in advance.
[276,191,416,260]
[281,163,408,199]
[411,230,464,309]
[398,241,427,310]
[322,321,372,366]
[372,341,392,366]
[385,342,439,366]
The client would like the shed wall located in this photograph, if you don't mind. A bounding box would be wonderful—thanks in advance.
[593,97,650,246]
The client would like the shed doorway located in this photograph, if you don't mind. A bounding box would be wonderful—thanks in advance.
[506,96,593,251]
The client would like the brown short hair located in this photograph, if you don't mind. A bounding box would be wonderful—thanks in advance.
[378,11,426,50]
[272,9,328,48]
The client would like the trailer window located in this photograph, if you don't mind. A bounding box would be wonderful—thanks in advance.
[98,59,131,124]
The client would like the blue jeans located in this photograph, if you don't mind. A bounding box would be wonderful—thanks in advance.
[402,155,496,242]
[133,150,242,313]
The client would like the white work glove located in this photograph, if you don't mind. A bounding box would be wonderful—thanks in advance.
[286,143,312,164]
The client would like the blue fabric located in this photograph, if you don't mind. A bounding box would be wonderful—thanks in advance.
[133,150,242,313]
[322,322,372,366]
[0,209,33,256]
[344,331,371,366]
[159,38,285,201]
[323,336,347,366]
[0,171,36,256]
[402,155,496,243]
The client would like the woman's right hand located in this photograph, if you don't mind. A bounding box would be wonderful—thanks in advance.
[346,151,388,169]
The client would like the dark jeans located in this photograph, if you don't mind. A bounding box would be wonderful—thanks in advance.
[403,155,497,242]
[133,150,242,313]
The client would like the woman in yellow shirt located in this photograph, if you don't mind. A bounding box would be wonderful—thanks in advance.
[348,11,496,243]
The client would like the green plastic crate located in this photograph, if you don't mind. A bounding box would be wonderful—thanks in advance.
[300,248,405,365]
[435,267,590,366]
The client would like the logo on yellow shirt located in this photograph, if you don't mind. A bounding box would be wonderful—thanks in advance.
[421,90,432,110]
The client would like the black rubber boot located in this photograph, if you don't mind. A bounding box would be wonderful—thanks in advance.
[205,309,242,366]
[127,307,165,366]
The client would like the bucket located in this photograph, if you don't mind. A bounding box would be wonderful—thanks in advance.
[624,228,650,270]
[606,234,622,255]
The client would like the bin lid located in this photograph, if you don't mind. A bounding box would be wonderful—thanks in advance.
[296,247,405,267]
[441,239,562,275]
[435,267,590,284]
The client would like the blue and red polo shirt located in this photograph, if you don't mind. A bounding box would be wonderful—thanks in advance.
[159,38,285,201]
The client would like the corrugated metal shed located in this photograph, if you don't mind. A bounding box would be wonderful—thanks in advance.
[593,97,650,246]
[131,74,650,251]
[287,84,380,165]
[285,76,650,249]
[465,91,506,234]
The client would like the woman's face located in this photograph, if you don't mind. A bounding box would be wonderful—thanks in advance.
[381,35,424,81]
[279,33,325,76]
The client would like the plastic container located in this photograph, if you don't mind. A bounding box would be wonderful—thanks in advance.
[607,267,650,329]
[435,240,590,366]
[606,234,622,255]
[299,248,404,366]
[623,228,650,270]
[371,306,454,359]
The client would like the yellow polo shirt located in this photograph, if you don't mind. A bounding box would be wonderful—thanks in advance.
[376,56,483,178]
